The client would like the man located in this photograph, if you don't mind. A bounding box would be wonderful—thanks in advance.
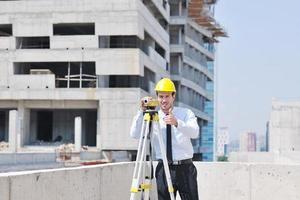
[130,78,199,200]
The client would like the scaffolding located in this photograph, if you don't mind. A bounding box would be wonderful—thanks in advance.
[55,62,97,88]
[188,0,227,38]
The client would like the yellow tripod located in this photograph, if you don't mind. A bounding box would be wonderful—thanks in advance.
[130,110,175,200]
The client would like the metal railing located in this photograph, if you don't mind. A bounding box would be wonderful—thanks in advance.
[56,74,97,88]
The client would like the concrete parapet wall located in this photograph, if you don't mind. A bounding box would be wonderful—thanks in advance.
[1,162,300,200]
[229,151,300,164]
[9,75,55,89]
[229,152,276,163]
[0,162,133,200]
[197,162,300,200]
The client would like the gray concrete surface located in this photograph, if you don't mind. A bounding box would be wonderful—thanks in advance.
[1,162,300,200]
[0,152,62,173]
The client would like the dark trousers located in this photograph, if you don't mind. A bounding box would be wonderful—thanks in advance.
[155,162,199,200]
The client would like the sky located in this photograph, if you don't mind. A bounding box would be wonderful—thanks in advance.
[215,0,300,141]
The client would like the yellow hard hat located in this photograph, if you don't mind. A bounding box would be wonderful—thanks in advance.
[154,78,176,92]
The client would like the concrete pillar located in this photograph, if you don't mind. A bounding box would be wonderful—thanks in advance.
[179,27,182,44]
[74,116,82,152]
[97,75,109,88]
[8,110,18,152]
[17,101,30,148]
[81,111,86,146]
[67,62,70,88]
[79,62,82,88]
[96,103,101,151]
[23,109,30,146]
[179,1,182,16]
[5,110,9,140]
[178,55,183,75]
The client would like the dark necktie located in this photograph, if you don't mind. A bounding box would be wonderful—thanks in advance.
[166,124,173,162]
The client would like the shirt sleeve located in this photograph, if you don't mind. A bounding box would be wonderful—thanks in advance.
[129,111,144,139]
[176,109,199,139]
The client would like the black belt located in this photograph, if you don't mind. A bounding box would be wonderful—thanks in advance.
[158,158,193,165]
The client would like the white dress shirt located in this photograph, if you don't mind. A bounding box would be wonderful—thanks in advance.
[130,107,199,161]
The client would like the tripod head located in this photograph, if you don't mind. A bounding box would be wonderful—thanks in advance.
[143,109,159,120]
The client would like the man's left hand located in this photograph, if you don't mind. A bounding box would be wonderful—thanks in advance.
[164,114,178,127]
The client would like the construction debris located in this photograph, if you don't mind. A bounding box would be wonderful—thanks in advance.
[81,160,109,166]
[56,143,75,161]
[0,142,9,151]
[82,145,89,151]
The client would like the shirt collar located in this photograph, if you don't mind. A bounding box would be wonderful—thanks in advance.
[158,107,177,116]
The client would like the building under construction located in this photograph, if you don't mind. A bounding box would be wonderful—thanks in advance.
[0,0,225,162]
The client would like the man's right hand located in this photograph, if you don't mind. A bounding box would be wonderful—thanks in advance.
[140,96,153,111]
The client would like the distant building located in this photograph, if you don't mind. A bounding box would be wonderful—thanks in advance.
[227,139,239,153]
[269,100,300,152]
[216,127,229,156]
[230,100,300,163]
[265,121,269,151]
[256,134,267,152]
[239,132,257,152]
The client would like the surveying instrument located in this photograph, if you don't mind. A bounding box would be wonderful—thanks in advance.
[130,98,175,200]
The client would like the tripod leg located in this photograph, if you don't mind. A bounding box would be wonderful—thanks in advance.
[142,121,153,200]
[130,120,150,200]
[132,119,146,179]
[153,122,175,200]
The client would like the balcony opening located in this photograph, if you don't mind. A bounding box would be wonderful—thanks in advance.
[170,55,180,75]
[170,2,180,16]
[99,67,155,93]
[203,36,215,53]
[173,80,180,101]
[155,42,165,58]
[14,62,97,88]
[99,35,141,48]
[184,44,209,66]
[0,24,12,36]
[14,62,96,88]
[99,33,167,70]
[170,27,180,44]
[16,37,50,49]
[28,109,97,147]
[141,32,152,55]
[143,67,155,92]
[99,33,167,60]
[0,110,9,143]
[108,75,140,88]
[53,23,95,35]
[180,85,206,111]
[37,111,53,142]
